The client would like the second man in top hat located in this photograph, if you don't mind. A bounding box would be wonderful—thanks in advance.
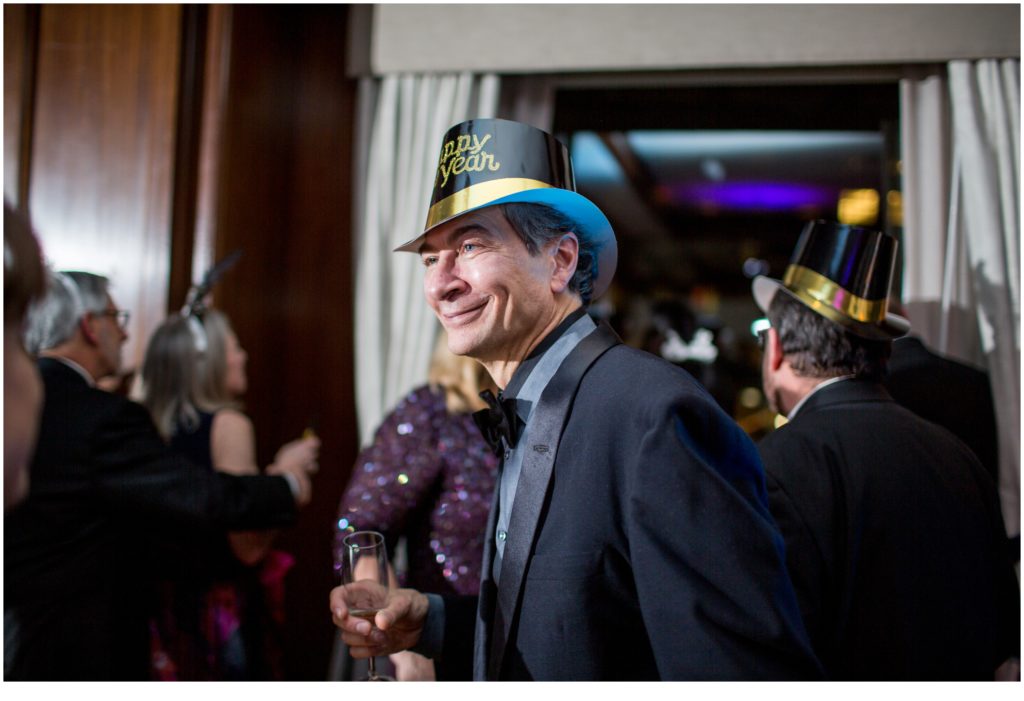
[332,118,822,680]
[753,221,1019,679]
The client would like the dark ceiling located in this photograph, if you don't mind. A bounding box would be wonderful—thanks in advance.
[554,82,902,301]
[550,81,901,420]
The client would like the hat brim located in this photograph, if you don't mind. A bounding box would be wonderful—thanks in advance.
[753,275,909,341]
[394,187,617,301]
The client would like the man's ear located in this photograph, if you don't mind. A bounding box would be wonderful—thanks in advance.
[767,327,785,372]
[79,313,100,346]
[549,232,579,294]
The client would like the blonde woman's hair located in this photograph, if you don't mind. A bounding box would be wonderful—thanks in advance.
[141,308,241,440]
[427,333,495,415]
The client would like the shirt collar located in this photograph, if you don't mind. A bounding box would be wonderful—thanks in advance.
[503,309,596,425]
[503,306,588,399]
[787,374,855,419]
[48,355,97,387]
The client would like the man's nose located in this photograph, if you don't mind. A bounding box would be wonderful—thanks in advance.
[425,255,466,301]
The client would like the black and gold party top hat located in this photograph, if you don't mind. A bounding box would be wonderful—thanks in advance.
[753,220,909,340]
[394,118,617,299]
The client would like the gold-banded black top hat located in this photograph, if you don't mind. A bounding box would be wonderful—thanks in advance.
[394,118,617,299]
[753,220,909,340]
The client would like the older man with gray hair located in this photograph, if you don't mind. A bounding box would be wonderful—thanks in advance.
[5,270,320,680]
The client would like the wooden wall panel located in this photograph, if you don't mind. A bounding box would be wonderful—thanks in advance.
[27,4,181,373]
[211,5,357,680]
[11,3,357,679]
[3,4,37,209]
[165,4,207,315]
[186,4,233,303]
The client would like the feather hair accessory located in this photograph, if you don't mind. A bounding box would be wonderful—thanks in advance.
[181,250,242,353]
[181,249,242,318]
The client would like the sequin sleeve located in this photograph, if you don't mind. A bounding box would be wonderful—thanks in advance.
[333,386,446,571]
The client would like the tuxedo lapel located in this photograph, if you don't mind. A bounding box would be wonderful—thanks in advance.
[485,323,620,679]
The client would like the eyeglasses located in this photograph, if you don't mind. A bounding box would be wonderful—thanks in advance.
[755,328,769,350]
[96,309,131,330]
[750,318,771,350]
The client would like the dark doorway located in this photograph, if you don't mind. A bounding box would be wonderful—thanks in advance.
[554,81,901,435]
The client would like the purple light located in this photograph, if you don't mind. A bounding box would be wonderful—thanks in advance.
[665,181,838,212]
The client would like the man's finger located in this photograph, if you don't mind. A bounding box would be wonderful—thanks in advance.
[328,588,346,612]
[333,609,373,635]
[341,630,386,649]
[374,598,408,631]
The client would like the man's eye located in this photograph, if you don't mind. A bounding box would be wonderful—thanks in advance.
[462,243,478,254]
[422,256,438,267]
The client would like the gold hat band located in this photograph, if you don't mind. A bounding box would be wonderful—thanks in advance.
[783,264,888,324]
[425,178,555,230]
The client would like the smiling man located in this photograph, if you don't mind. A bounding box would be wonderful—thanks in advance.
[420,205,585,381]
[331,118,821,680]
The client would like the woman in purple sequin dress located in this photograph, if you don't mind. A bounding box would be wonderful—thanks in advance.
[334,335,498,679]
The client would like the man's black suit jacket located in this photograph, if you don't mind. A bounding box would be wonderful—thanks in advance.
[4,358,298,680]
[759,379,1019,679]
[439,334,822,680]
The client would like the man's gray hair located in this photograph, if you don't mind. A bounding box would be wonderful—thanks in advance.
[499,203,599,306]
[24,271,110,354]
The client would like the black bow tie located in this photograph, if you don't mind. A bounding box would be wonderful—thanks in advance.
[472,389,519,456]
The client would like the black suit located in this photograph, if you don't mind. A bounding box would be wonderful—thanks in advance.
[440,323,821,680]
[759,379,1019,679]
[4,358,298,680]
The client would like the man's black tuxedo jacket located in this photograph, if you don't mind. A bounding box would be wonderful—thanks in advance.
[439,338,821,680]
[4,358,298,680]
[759,380,1019,679]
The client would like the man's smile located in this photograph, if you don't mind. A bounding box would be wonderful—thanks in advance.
[441,300,488,326]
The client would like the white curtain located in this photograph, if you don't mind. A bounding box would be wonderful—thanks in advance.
[901,69,954,351]
[948,59,1020,537]
[331,72,499,681]
[901,60,1020,537]
[353,73,500,447]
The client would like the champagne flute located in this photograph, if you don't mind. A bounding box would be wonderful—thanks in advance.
[342,530,392,681]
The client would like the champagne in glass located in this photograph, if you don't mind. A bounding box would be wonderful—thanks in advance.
[342,530,391,681]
